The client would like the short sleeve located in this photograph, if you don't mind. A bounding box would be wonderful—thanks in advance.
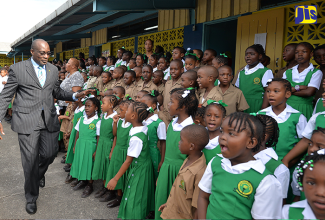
[282,71,287,79]
[236,90,250,112]
[308,70,322,89]
[261,69,274,87]
[274,164,290,198]
[297,114,308,138]
[96,121,101,136]
[75,119,81,131]
[70,73,84,88]
[302,113,317,139]
[198,158,214,194]
[157,121,167,140]
[127,136,143,158]
[251,175,283,219]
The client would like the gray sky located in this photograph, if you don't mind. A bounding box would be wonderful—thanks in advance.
[1,0,67,43]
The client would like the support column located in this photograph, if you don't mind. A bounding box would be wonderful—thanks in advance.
[22,52,24,61]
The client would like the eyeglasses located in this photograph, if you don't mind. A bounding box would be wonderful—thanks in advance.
[38,51,52,57]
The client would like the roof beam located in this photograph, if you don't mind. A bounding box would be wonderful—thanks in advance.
[54,23,82,26]
[74,12,107,15]
[35,33,92,41]
[93,0,196,11]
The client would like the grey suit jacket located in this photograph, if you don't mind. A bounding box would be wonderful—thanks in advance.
[0,59,74,134]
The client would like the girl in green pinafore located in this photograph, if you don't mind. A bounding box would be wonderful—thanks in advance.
[141,90,166,181]
[259,78,307,203]
[115,48,126,68]
[155,88,198,219]
[70,97,101,198]
[235,44,273,113]
[283,42,322,120]
[197,112,283,219]
[105,100,133,207]
[282,152,325,219]
[202,100,227,164]
[107,101,155,219]
[92,95,119,198]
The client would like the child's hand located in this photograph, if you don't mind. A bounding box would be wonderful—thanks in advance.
[158,203,167,212]
[92,152,96,160]
[2,81,6,84]
[107,178,118,190]
[58,115,64,120]
[113,115,120,123]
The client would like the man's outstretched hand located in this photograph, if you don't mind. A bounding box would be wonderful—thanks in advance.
[75,89,94,99]
[0,123,4,140]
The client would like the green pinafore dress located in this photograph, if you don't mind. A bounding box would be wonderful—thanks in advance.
[65,109,85,164]
[286,68,318,120]
[146,118,163,181]
[315,113,325,129]
[239,67,270,113]
[70,117,100,180]
[118,130,155,219]
[206,156,271,219]
[314,98,325,114]
[105,119,132,190]
[92,113,115,180]
[155,120,188,219]
[115,59,123,67]
[202,136,221,164]
[288,207,304,219]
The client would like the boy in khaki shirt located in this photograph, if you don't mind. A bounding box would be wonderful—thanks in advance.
[112,66,126,88]
[123,70,137,100]
[135,65,157,94]
[98,71,114,101]
[59,103,74,153]
[152,70,165,94]
[216,65,249,116]
[86,66,97,89]
[159,124,208,219]
[197,66,222,106]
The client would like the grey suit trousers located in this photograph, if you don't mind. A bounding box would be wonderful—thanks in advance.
[17,111,59,202]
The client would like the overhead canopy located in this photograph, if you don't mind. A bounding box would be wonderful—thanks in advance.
[0,42,11,54]
[8,0,160,57]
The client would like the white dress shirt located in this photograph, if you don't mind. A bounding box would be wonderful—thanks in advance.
[199,154,283,219]
[254,148,290,198]
[282,200,316,219]
[283,63,322,89]
[127,126,148,158]
[235,63,274,88]
[258,104,307,138]
[142,114,166,140]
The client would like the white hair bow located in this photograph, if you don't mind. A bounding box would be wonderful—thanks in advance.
[182,90,190,98]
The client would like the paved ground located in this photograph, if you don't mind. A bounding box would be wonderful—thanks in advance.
[0,121,119,218]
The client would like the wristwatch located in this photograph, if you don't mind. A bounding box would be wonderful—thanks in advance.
[295,85,300,92]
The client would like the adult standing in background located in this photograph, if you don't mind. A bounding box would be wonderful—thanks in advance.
[0,39,90,215]
[145,39,154,63]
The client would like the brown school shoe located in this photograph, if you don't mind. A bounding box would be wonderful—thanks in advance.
[73,180,87,191]
[99,190,116,202]
[81,184,93,198]
[70,179,79,187]
[95,186,107,198]
[65,174,74,184]
[107,195,121,208]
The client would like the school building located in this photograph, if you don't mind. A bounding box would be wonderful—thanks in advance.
[6,0,324,74]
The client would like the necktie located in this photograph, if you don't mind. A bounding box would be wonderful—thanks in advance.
[38,65,45,87]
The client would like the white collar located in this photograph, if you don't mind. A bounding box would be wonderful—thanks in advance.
[120,118,132,128]
[290,200,316,219]
[75,105,85,113]
[31,57,45,69]
[172,116,194,131]
[260,104,299,122]
[83,114,98,120]
[292,63,314,72]
[253,148,278,163]
[205,135,219,150]
[244,62,265,74]
[129,126,148,136]
[143,114,159,126]
[104,111,117,119]
[218,154,265,174]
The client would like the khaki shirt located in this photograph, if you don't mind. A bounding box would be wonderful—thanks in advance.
[125,82,137,100]
[86,76,97,89]
[112,78,126,89]
[216,84,249,116]
[199,86,223,107]
[135,78,144,87]
[162,77,182,122]
[157,83,165,94]
[66,111,75,133]
[161,154,207,219]
[135,80,158,94]
[95,76,103,92]
[60,103,74,133]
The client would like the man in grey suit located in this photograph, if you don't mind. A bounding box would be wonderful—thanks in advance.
[0,39,89,214]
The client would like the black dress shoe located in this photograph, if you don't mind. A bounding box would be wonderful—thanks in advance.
[65,174,75,184]
[70,179,79,187]
[39,177,45,188]
[73,180,87,191]
[107,196,121,208]
[99,190,116,202]
[81,184,93,198]
[26,202,37,214]
[95,186,107,198]
[61,158,66,164]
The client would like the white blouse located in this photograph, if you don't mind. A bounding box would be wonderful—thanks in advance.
[127,126,148,158]
[142,114,166,140]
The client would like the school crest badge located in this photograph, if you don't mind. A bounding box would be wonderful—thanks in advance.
[65,111,70,116]
[179,180,186,194]
[253,77,261,84]
[234,180,253,199]
[89,123,96,130]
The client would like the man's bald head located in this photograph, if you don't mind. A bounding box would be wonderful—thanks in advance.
[30,39,51,66]
[31,39,49,50]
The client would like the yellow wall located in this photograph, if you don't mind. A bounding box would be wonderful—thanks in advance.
[111,37,135,57]
[137,27,184,54]
[74,47,89,59]
[0,54,14,67]
[92,28,107,46]
[158,10,190,31]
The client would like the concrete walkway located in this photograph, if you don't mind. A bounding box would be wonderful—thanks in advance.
[0,122,119,218]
